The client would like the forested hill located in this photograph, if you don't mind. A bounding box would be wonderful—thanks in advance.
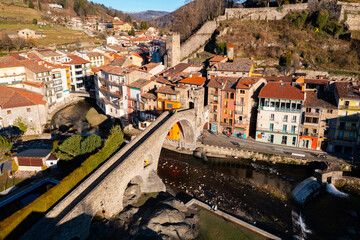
[152,0,236,41]
[2,0,131,21]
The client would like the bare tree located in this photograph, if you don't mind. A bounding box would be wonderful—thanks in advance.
[0,32,13,52]
[12,37,26,50]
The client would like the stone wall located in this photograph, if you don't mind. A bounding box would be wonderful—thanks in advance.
[224,4,309,21]
[338,2,360,30]
[180,20,219,60]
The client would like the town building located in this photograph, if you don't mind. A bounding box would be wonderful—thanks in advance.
[58,55,91,91]
[234,77,266,138]
[207,58,255,79]
[12,149,53,171]
[0,56,26,85]
[332,82,360,154]
[0,86,47,134]
[256,82,304,147]
[299,91,338,150]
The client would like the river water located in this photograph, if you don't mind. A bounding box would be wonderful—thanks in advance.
[158,149,360,240]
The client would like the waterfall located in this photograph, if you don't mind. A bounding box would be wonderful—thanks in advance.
[292,210,312,239]
[326,183,348,198]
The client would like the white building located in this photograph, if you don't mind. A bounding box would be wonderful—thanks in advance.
[255,82,304,147]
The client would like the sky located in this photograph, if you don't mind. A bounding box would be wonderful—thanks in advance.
[91,0,185,13]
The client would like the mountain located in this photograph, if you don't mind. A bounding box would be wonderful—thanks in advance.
[128,10,170,21]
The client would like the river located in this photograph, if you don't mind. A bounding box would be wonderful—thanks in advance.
[158,149,360,240]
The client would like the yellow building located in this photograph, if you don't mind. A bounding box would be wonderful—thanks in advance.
[113,21,133,32]
[156,85,181,111]
[333,82,360,154]
[167,122,181,140]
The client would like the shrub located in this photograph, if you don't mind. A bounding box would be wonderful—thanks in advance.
[80,134,102,155]
[57,135,82,160]
[215,42,227,55]
[12,161,18,171]
[0,126,124,239]
[14,117,28,134]
[315,10,329,30]
[344,10,348,22]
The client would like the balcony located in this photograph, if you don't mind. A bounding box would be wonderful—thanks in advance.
[304,111,320,117]
[259,106,301,113]
[340,105,360,111]
[99,86,122,98]
[235,110,243,115]
[300,132,318,137]
[209,99,219,104]
[337,136,356,142]
[98,77,124,87]
[235,101,245,106]
[338,126,357,131]
[210,109,218,113]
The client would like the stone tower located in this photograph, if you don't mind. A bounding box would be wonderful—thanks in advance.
[165,33,180,68]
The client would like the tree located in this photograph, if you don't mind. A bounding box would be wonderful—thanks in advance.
[38,1,41,11]
[0,136,12,174]
[12,37,26,51]
[125,15,132,23]
[80,134,102,155]
[132,21,138,29]
[57,135,82,160]
[129,28,135,36]
[0,33,13,52]
[140,21,149,30]
[28,0,34,9]
[32,18,38,25]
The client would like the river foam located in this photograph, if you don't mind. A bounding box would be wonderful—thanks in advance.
[326,183,348,198]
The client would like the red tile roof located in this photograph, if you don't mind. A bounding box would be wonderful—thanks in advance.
[179,76,206,86]
[23,81,45,88]
[258,82,304,100]
[209,56,227,62]
[156,85,179,94]
[235,77,262,89]
[66,55,89,65]
[21,60,50,73]
[0,56,24,68]
[0,86,46,108]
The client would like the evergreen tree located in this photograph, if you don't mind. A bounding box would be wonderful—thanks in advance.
[0,136,12,174]
[80,134,102,155]
[28,0,34,9]
[140,21,149,30]
[130,28,135,36]
[56,135,82,160]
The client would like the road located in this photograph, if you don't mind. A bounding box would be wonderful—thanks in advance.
[202,131,351,165]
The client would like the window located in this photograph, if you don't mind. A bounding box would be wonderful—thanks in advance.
[230,110,233,117]
[7,110,11,115]
[306,108,311,112]
[327,109,333,114]
[270,123,274,132]
[27,108,31,112]
[283,115,288,122]
[225,92,229,99]
[223,118,227,123]
[313,129,317,134]
[292,116,297,123]
[239,90,245,94]
[270,114,275,121]
[171,95,177,100]
[224,101,228,108]
[166,103,173,109]
[282,136,287,144]
[269,134,274,143]
[230,93,234,99]
[349,131,355,138]
[291,126,296,134]
[75,71,82,75]
[292,137,296,145]
[283,125,287,133]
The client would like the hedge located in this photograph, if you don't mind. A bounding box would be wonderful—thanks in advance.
[0,126,124,240]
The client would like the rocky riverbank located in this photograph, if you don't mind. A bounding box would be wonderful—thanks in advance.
[88,192,200,240]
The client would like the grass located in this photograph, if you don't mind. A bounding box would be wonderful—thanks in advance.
[197,209,266,240]
[0,2,42,22]
[86,108,108,127]
[0,172,24,191]
[132,192,159,207]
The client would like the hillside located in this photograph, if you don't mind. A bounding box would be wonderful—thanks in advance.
[211,10,360,74]
[128,10,169,21]
[152,0,235,41]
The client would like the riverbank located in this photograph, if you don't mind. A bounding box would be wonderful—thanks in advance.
[163,141,353,172]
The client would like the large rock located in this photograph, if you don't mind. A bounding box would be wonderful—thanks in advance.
[118,192,200,240]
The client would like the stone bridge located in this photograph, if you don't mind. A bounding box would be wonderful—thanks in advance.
[21,97,208,240]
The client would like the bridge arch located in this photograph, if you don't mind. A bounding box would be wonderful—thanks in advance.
[122,175,144,208]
